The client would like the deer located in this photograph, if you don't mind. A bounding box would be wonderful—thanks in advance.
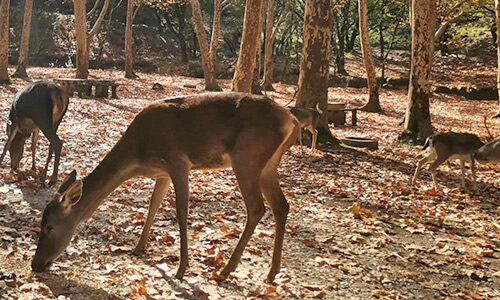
[0,81,69,185]
[288,103,324,151]
[411,132,484,191]
[31,92,300,283]
[472,117,500,164]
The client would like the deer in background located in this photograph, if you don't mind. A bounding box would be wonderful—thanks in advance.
[0,81,69,185]
[411,132,484,191]
[288,103,324,151]
[472,117,500,164]
[31,92,300,283]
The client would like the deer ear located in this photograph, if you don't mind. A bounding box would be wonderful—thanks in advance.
[60,180,83,208]
[58,170,77,193]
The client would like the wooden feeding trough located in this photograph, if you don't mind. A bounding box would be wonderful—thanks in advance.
[55,78,119,98]
[340,137,378,150]
[327,102,358,126]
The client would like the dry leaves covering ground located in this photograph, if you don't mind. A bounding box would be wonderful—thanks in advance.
[0,67,499,300]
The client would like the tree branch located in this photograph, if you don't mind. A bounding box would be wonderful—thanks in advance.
[88,0,110,43]
[87,0,102,18]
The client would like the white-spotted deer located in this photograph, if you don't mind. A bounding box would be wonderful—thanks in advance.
[0,81,69,185]
[411,132,484,190]
[31,92,300,283]
[288,103,323,151]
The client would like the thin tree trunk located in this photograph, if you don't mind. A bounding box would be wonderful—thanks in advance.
[251,0,266,94]
[176,5,189,62]
[399,0,436,143]
[494,0,500,118]
[232,0,265,93]
[88,0,110,47]
[190,0,221,91]
[125,0,137,78]
[13,0,33,79]
[358,0,381,112]
[0,0,10,83]
[262,0,289,91]
[74,0,89,79]
[297,0,337,145]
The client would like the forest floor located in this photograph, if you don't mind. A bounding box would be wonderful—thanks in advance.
[0,67,499,300]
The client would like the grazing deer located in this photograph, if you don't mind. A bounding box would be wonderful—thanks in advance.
[31,92,300,283]
[472,117,500,164]
[288,103,323,150]
[0,81,69,185]
[411,132,484,190]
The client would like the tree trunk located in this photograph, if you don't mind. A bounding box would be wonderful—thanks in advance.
[262,0,289,91]
[13,0,33,79]
[87,0,110,47]
[190,0,221,91]
[251,0,266,94]
[296,0,337,145]
[74,0,89,79]
[358,0,381,112]
[125,0,137,79]
[232,0,265,93]
[495,0,500,118]
[0,0,10,83]
[399,0,436,143]
[176,5,189,63]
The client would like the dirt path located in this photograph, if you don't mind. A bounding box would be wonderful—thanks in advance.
[0,68,499,299]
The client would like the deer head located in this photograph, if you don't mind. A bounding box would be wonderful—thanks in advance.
[31,170,83,272]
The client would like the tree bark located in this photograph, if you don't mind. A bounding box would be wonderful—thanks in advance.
[125,0,137,79]
[13,0,33,79]
[190,0,221,91]
[74,0,89,79]
[358,0,381,112]
[251,0,266,94]
[232,0,265,93]
[494,0,500,118]
[262,0,289,91]
[296,0,337,145]
[399,0,436,143]
[176,5,189,62]
[0,0,10,83]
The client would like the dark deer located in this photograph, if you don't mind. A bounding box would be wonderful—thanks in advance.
[412,132,484,190]
[0,81,69,185]
[31,92,300,283]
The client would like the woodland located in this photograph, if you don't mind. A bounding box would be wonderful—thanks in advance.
[0,0,499,299]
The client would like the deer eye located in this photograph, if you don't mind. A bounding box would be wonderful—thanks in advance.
[46,225,54,233]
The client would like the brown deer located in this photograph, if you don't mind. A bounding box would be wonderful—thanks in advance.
[0,81,69,185]
[288,103,323,151]
[31,92,300,283]
[411,132,484,190]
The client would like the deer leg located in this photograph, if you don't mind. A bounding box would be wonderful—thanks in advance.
[261,161,289,282]
[221,159,265,278]
[412,155,430,186]
[134,177,171,255]
[40,147,53,182]
[0,125,19,166]
[311,128,318,151]
[459,159,467,190]
[470,157,477,190]
[170,167,190,280]
[30,129,39,175]
[38,123,62,186]
[429,156,448,191]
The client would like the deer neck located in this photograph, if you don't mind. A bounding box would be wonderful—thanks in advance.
[73,138,138,222]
